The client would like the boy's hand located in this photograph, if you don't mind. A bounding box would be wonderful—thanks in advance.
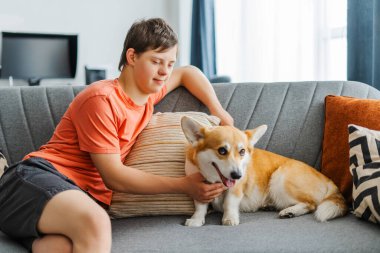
[210,107,234,126]
[184,173,225,203]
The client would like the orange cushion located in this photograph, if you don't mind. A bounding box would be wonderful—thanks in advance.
[322,95,380,203]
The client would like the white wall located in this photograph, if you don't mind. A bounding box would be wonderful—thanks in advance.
[0,0,192,86]
[166,0,192,67]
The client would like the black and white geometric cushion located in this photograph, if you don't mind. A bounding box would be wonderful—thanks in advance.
[349,124,380,224]
[0,150,9,177]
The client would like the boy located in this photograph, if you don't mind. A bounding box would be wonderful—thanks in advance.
[0,18,233,253]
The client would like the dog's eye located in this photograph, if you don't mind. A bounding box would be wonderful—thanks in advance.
[218,147,228,155]
[239,149,246,156]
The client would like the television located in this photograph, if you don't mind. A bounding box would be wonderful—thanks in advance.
[0,32,78,86]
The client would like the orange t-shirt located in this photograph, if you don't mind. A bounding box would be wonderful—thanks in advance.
[25,79,167,205]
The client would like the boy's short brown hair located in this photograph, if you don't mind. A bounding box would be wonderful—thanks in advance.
[118,18,178,71]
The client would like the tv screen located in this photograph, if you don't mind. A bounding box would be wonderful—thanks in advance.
[0,32,78,85]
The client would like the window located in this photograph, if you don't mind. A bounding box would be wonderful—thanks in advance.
[215,0,347,82]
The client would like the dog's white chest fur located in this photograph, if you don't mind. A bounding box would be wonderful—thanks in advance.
[211,195,225,212]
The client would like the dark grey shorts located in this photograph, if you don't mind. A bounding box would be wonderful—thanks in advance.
[0,157,81,251]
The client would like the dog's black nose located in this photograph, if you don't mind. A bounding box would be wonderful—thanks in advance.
[230,170,242,179]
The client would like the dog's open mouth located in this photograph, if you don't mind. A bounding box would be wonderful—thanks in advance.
[212,162,236,188]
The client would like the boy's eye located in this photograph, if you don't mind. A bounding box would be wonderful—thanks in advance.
[218,147,228,155]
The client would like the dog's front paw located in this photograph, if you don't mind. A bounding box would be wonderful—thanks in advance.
[222,214,239,226]
[185,218,205,227]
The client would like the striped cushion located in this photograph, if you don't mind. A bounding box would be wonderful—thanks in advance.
[0,151,8,177]
[108,112,220,218]
[349,124,380,224]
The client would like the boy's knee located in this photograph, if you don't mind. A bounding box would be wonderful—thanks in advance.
[81,206,111,235]
[73,206,111,251]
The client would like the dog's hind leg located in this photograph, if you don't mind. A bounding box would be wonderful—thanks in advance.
[278,202,316,219]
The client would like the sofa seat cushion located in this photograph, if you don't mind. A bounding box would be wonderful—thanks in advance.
[349,124,380,224]
[108,112,220,218]
[110,212,380,252]
[322,95,380,203]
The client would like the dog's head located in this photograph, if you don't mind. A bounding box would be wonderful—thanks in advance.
[181,116,267,188]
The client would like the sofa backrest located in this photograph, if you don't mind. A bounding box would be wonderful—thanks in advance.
[0,86,85,165]
[1,81,379,168]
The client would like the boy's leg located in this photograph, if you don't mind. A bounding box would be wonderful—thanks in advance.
[34,190,111,253]
[32,235,72,253]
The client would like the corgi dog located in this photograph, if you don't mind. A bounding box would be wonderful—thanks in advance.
[181,116,347,227]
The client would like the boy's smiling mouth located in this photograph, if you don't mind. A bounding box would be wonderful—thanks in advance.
[153,78,165,85]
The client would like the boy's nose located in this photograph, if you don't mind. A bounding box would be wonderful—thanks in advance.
[158,66,169,76]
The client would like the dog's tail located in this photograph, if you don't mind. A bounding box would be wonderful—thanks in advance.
[314,188,348,222]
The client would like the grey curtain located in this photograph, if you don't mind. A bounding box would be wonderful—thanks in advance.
[347,0,380,89]
[191,0,217,79]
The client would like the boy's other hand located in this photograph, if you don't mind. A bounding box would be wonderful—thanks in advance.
[184,173,225,203]
[211,107,234,126]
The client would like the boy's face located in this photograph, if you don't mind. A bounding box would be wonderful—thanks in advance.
[132,45,177,95]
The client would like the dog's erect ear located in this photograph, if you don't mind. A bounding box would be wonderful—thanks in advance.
[245,125,267,147]
[181,116,205,144]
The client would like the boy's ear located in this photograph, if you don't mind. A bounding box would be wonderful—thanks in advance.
[181,116,205,145]
[245,125,267,147]
[126,48,136,65]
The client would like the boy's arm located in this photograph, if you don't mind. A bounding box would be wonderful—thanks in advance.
[166,66,234,126]
[90,153,224,203]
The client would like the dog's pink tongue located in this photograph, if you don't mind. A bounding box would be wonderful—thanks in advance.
[224,179,236,188]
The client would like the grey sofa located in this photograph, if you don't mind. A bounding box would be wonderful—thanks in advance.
[1,81,380,253]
